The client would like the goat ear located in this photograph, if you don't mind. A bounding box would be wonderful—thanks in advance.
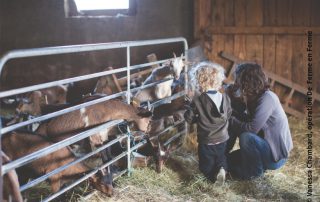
[185,61,193,65]
[165,143,170,151]
[147,101,151,111]
[157,141,162,151]
[147,101,154,113]
[132,97,141,108]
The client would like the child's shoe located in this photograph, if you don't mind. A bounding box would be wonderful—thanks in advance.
[216,167,226,186]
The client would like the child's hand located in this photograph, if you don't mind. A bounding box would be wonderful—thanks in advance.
[187,89,195,98]
[185,95,192,103]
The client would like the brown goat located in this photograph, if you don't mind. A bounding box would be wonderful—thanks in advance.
[36,98,152,147]
[1,132,113,196]
[93,68,116,95]
[16,85,68,116]
[152,96,185,120]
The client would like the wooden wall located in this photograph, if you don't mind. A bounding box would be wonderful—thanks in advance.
[194,0,320,90]
[0,0,193,93]
[194,0,320,114]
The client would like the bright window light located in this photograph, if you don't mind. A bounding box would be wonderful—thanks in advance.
[74,0,129,11]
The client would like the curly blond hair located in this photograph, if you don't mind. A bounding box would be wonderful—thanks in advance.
[196,62,225,93]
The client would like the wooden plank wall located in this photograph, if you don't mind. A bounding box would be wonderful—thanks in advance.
[194,0,320,114]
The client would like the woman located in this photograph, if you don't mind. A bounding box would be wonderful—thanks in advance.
[226,63,293,180]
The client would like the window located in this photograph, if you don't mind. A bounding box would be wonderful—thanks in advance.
[74,0,129,11]
[65,0,136,18]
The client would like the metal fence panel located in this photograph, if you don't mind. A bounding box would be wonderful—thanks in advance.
[0,37,188,201]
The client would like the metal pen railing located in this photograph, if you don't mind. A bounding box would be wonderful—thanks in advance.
[0,37,188,201]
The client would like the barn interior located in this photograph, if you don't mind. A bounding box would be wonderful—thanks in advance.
[0,0,319,201]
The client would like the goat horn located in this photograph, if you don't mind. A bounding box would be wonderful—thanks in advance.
[184,61,194,66]
[173,52,176,58]
[147,101,151,111]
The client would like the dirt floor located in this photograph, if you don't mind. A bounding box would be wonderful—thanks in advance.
[20,117,319,202]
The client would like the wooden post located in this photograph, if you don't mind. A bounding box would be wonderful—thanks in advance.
[107,67,122,92]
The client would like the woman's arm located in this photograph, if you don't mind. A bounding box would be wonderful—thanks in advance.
[230,93,275,134]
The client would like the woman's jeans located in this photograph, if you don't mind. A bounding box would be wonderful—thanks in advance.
[227,132,287,180]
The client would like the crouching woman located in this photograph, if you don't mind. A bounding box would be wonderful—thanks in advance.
[227,63,293,180]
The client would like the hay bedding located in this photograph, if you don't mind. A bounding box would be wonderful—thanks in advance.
[81,117,319,202]
[21,117,320,201]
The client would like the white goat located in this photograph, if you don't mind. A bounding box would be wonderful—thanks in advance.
[133,53,185,105]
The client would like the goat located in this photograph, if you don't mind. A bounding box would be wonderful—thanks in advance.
[36,97,152,148]
[93,68,117,95]
[16,85,68,116]
[5,85,68,129]
[1,131,113,196]
[93,76,113,95]
[133,53,185,105]
[134,136,169,173]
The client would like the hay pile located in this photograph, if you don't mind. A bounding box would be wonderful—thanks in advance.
[20,117,319,201]
[80,117,319,202]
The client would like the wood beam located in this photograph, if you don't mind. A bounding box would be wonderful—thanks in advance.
[208,26,320,35]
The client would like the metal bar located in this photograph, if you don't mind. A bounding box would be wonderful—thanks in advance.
[3,92,185,200]
[128,56,185,73]
[2,120,123,175]
[126,46,132,175]
[164,130,186,147]
[0,37,188,201]
[19,134,127,192]
[0,37,187,74]
[43,146,130,202]
[95,136,150,174]
[150,120,185,142]
[43,126,181,202]
[0,67,126,99]
[1,77,175,135]
[2,78,184,173]
[150,91,185,108]
[0,58,172,99]
[126,46,131,104]
[113,169,128,180]
[184,41,189,144]
[0,91,126,134]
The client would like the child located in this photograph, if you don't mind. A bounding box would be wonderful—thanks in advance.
[184,61,231,185]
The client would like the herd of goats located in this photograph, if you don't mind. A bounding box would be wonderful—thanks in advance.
[1,53,189,201]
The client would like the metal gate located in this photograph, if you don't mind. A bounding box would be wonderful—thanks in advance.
[0,37,188,201]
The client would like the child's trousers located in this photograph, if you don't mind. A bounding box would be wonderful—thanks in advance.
[198,142,227,182]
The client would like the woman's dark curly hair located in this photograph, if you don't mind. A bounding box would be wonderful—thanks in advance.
[235,63,270,97]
